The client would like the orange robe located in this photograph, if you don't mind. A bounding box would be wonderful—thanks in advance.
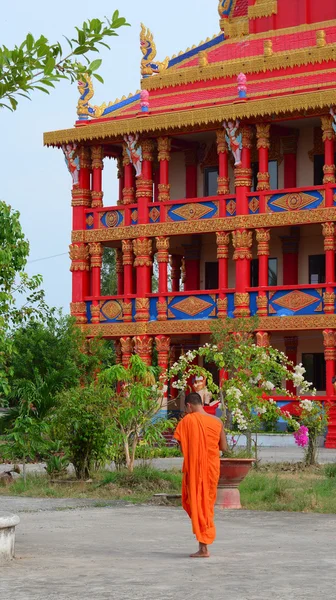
[174,413,222,545]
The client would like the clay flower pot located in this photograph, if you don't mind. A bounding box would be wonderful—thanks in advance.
[216,458,255,509]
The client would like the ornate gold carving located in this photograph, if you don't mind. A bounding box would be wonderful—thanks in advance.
[88,242,103,260]
[220,16,248,38]
[78,146,91,170]
[122,239,133,266]
[234,293,250,318]
[116,249,123,274]
[256,229,270,256]
[323,293,335,315]
[264,40,273,57]
[234,167,252,188]
[133,335,153,360]
[71,188,91,207]
[123,187,135,205]
[79,207,336,243]
[81,314,336,338]
[248,0,278,19]
[241,126,253,150]
[136,178,153,199]
[256,331,270,347]
[114,339,122,364]
[91,146,104,170]
[198,51,208,67]
[155,335,170,354]
[257,172,270,191]
[122,143,131,167]
[91,191,104,209]
[157,300,168,321]
[323,329,336,349]
[135,298,150,322]
[157,137,171,161]
[173,296,213,317]
[90,303,100,324]
[100,300,123,322]
[216,231,230,260]
[232,230,253,260]
[133,238,152,267]
[217,176,230,195]
[316,30,326,48]
[69,243,90,271]
[322,222,335,251]
[216,129,228,154]
[275,291,320,312]
[257,295,268,316]
[70,302,87,324]
[122,301,133,323]
[217,297,228,317]
[321,115,335,142]
[256,123,271,149]
[141,139,155,162]
[158,183,170,202]
[155,236,170,263]
[120,337,133,366]
[249,197,259,213]
[116,155,123,180]
[169,203,215,221]
[323,164,336,185]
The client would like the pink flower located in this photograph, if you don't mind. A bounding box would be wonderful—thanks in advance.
[294,425,309,448]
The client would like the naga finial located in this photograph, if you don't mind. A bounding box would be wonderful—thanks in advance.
[140,23,169,78]
[77,73,113,120]
[218,0,233,18]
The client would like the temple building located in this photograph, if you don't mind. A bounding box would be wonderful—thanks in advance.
[44,0,336,445]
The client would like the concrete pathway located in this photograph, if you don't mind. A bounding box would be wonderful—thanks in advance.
[1,498,336,600]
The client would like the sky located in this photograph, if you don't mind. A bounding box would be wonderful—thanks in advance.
[1,0,219,312]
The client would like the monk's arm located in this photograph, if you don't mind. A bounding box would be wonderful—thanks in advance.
[219,426,228,453]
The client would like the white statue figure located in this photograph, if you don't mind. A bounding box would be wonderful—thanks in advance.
[330,107,336,135]
[123,133,142,177]
[62,143,80,186]
[223,119,242,166]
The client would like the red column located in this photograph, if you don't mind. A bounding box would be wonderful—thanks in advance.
[155,335,171,411]
[91,146,104,208]
[158,137,171,202]
[282,227,300,286]
[256,229,270,317]
[185,148,198,199]
[89,242,103,324]
[134,336,153,366]
[156,237,169,321]
[322,223,335,314]
[122,143,135,205]
[122,240,133,296]
[70,146,91,325]
[324,330,336,448]
[136,139,154,224]
[114,340,122,365]
[256,123,270,194]
[116,249,124,295]
[216,130,229,196]
[322,115,336,207]
[117,155,124,205]
[133,238,152,321]
[232,229,252,317]
[183,240,201,291]
[170,255,182,292]
[216,232,230,318]
[283,134,298,188]
[284,336,298,394]
[235,126,252,215]
[121,337,133,368]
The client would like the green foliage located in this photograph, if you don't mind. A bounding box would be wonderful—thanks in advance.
[100,355,175,472]
[45,454,70,479]
[298,400,328,466]
[101,248,117,296]
[0,202,46,399]
[0,12,129,110]
[54,384,112,479]
[325,463,336,478]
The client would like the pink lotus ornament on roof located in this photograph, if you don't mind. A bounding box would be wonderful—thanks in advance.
[237,73,247,100]
[140,89,150,113]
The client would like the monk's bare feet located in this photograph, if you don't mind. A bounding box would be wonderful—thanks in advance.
[190,543,210,558]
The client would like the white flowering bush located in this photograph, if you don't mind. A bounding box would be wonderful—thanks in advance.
[297,399,328,465]
[168,320,316,456]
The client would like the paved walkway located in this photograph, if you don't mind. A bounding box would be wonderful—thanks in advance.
[1,498,336,600]
[1,446,336,476]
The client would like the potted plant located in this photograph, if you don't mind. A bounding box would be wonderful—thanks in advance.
[216,434,255,508]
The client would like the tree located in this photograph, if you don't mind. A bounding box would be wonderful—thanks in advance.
[101,248,117,296]
[99,355,174,472]
[0,12,129,110]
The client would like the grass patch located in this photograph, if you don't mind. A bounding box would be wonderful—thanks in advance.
[0,466,183,504]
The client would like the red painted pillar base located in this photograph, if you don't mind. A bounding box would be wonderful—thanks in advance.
[216,487,242,510]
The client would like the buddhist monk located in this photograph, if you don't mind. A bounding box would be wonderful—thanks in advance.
[174,392,227,558]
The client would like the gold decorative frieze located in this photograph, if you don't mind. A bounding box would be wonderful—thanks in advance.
[271,290,321,312]
[172,296,213,317]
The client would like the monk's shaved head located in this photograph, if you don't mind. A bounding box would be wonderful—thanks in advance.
[185,393,202,406]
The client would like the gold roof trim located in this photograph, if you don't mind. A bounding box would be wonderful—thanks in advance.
[248,0,278,19]
[45,88,335,146]
[141,42,336,91]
